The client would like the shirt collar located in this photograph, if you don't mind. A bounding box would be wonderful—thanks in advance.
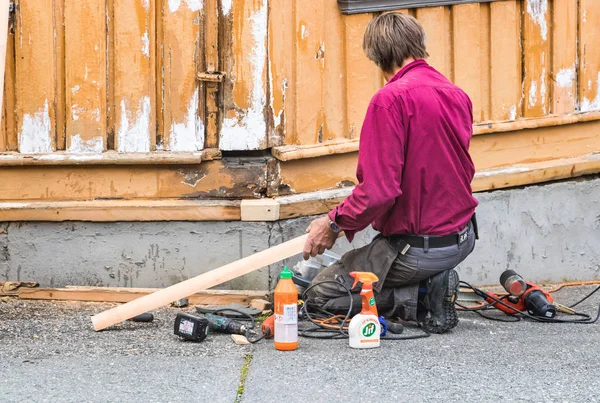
[386,59,429,85]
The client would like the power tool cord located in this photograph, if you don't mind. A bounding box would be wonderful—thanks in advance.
[458,281,600,324]
[299,280,430,340]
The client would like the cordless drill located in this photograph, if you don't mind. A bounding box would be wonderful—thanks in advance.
[485,270,557,318]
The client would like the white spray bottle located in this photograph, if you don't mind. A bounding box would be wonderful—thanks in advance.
[348,272,380,349]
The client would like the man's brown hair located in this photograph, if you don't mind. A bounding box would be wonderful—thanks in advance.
[363,12,429,72]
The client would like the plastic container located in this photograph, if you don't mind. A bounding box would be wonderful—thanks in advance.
[348,272,381,349]
[274,266,299,351]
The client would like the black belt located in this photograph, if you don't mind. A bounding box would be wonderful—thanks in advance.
[389,213,478,251]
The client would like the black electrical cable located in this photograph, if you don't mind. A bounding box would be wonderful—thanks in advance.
[300,280,430,340]
[458,281,600,324]
[568,285,600,308]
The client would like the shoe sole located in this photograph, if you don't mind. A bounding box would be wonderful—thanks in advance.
[424,269,459,334]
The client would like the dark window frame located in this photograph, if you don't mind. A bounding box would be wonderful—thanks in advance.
[338,0,503,14]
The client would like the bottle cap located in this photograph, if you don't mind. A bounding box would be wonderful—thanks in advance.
[280,266,293,279]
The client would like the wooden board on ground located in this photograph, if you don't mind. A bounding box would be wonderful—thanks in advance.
[19,287,268,305]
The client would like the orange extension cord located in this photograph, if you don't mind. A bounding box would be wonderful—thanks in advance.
[456,280,600,310]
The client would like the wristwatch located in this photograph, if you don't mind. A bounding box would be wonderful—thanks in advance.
[328,219,342,233]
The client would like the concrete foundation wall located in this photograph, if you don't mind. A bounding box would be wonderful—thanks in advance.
[1,175,599,289]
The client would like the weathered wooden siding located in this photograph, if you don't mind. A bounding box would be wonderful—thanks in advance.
[0,0,598,220]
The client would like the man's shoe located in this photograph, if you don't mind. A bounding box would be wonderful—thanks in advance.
[421,269,459,334]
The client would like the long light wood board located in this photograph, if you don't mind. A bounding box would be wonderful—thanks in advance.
[91,234,308,331]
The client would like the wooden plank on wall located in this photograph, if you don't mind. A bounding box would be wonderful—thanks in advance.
[159,0,203,151]
[322,0,347,143]
[0,9,15,151]
[490,0,522,121]
[283,0,325,146]
[579,0,600,112]
[64,1,107,153]
[344,13,380,140]
[219,0,268,150]
[202,0,217,148]
[479,2,491,122]
[416,6,452,80]
[551,0,578,115]
[15,0,56,153]
[54,0,66,150]
[522,0,551,118]
[113,0,155,153]
[268,0,294,146]
[453,3,482,122]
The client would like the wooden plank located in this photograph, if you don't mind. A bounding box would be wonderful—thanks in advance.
[0,0,10,151]
[160,0,203,151]
[344,13,380,140]
[489,0,521,121]
[522,0,551,117]
[275,153,600,219]
[54,0,66,150]
[113,0,156,153]
[240,199,279,222]
[15,0,56,153]
[0,6,15,151]
[64,0,107,153]
[322,0,347,142]
[289,0,325,145]
[416,6,452,79]
[579,0,600,112]
[452,3,482,121]
[202,0,217,149]
[268,0,294,146]
[479,2,491,122]
[0,148,220,166]
[91,234,309,330]
[20,287,267,305]
[551,0,578,115]
[219,0,268,150]
[0,159,271,201]
[0,199,241,222]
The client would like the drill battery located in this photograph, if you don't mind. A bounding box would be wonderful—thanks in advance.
[174,313,209,342]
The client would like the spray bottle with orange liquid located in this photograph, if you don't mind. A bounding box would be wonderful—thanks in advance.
[348,272,380,349]
[274,266,298,351]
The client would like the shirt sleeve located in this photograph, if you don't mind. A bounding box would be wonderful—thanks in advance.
[329,101,406,242]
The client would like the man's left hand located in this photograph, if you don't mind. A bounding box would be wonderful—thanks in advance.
[303,216,338,260]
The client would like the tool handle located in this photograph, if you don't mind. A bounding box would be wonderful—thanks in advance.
[128,313,154,322]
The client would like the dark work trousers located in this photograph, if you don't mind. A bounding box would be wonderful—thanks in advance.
[305,221,477,321]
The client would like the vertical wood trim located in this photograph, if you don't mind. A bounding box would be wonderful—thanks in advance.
[522,0,551,118]
[203,0,218,148]
[1,8,16,151]
[578,0,600,112]
[219,0,268,150]
[268,0,294,146]
[15,0,56,153]
[490,0,521,121]
[416,6,452,80]
[344,13,379,141]
[65,1,108,153]
[113,0,156,153]
[452,3,482,121]
[107,0,115,150]
[551,0,578,115]
[160,0,203,151]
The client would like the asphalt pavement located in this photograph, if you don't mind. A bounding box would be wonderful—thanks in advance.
[2,285,600,403]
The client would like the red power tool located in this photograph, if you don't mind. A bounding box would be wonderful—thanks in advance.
[485,270,557,318]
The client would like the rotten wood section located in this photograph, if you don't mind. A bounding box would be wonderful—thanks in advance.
[0,281,38,296]
[272,112,600,161]
[19,287,267,305]
[0,199,241,222]
[0,148,221,166]
[0,158,273,201]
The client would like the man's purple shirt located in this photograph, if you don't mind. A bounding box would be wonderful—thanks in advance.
[329,59,479,242]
